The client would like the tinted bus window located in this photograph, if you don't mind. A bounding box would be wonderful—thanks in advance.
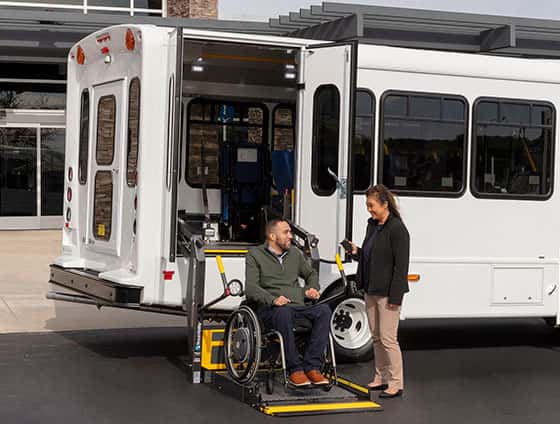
[312,85,340,196]
[78,89,89,185]
[353,90,375,192]
[380,92,467,195]
[127,78,140,187]
[473,99,554,199]
[96,95,116,166]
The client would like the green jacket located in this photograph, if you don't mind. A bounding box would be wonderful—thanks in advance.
[245,244,319,307]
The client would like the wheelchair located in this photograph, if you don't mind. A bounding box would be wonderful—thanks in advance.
[223,301,338,394]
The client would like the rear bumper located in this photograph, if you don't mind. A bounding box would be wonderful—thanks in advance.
[49,265,142,304]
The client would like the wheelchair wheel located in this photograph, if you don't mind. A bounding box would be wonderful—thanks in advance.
[224,305,262,385]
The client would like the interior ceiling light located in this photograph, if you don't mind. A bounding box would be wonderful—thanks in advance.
[284,72,297,80]
[191,64,204,72]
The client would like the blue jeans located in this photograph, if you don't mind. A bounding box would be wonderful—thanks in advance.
[258,303,332,374]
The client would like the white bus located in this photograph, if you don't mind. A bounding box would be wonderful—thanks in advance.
[49,24,560,372]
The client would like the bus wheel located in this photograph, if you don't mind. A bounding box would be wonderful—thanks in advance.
[330,295,373,362]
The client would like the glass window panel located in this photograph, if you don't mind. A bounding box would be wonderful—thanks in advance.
[383,95,407,117]
[187,123,220,186]
[248,107,264,125]
[474,124,552,196]
[89,0,130,7]
[0,83,65,110]
[274,127,294,151]
[5,0,81,5]
[135,0,163,8]
[382,119,465,193]
[41,128,65,216]
[78,90,89,184]
[248,127,263,144]
[532,105,554,126]
[93,171,112,241]
[410,96,440,119]
[501,103,531,124]
[312,85,340,196]
[353,116,374,192]
[0,128,37,216]
[443,99,465,121]
[127,78,140,187]
[477,101,499,122]
[274,107,293,126]
[96,95,116,166]
[356,91,373,116]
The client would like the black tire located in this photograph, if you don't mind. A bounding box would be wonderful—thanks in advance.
[543,317,558,328]
[321,279,373,363]
[224,306,261,385]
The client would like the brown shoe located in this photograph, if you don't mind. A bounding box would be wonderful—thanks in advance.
[288,370,312,387]
[306,370,329,385]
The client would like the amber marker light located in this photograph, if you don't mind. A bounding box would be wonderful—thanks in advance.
[77,46,85,65]
[126,29,135,51]
[408,274,421,282]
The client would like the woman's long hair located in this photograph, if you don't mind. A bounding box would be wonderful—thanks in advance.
[365,184,402,220]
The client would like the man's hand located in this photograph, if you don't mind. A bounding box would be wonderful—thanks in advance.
[273,296,291,306]
[304,288,320,300]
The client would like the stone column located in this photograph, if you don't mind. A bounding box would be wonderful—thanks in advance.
[166,0,218,19]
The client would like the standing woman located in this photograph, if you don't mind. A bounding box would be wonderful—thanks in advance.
[347,184,410,398]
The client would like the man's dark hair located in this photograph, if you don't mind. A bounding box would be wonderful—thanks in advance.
[265,219,287,236]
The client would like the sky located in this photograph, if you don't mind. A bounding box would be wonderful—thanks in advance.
[218,0,560,22]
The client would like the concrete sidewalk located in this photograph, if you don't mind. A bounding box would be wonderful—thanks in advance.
[0,231,185,334]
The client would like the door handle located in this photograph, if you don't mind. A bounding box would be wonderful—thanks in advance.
[327,167,347,199]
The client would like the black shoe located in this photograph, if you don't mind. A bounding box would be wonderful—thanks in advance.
[367,384,388,391]
[379,389,403,398]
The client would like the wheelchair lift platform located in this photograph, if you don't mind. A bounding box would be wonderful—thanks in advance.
[212,370,383,417]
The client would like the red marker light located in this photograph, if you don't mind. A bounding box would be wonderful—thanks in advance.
[163,271,174,280]
[126,29,135,51]
[101,46,109,54]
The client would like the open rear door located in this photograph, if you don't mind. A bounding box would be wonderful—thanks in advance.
[296,43,355,260]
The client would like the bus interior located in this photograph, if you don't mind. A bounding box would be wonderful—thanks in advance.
[177,40,300,245]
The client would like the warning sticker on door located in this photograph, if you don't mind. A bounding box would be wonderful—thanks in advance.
[98,224,106,237]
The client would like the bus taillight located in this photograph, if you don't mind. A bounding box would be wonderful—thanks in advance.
[66,187,72,202]
[68,167,73,182]
[77,46,85,65]
[126,29,135,51]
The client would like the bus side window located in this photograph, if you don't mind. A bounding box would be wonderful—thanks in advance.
[78,89,89,185]
[379,91,467,196]
[127,78,140,187]
[312,85,340,196]
[353,90,375,193]
[472,98,554,199]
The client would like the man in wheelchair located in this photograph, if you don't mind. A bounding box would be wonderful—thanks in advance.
[245,219,332,387]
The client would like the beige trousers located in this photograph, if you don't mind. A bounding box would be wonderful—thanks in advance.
[365,295,404,390]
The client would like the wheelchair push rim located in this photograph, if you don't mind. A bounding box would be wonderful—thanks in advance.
[224,305,262,385]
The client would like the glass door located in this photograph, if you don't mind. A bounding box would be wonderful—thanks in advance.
[0,127,37,217]
[0,123,65,229]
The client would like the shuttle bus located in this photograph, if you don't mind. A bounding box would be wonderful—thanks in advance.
[49,24,560,377]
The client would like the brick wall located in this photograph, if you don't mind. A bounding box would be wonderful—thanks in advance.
[167,0,218,19]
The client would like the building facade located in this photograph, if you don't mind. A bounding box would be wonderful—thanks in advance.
[0,0,218,229]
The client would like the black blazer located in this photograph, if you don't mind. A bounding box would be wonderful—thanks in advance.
[355,214,410,305]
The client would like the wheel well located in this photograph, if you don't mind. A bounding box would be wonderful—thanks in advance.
[319,274,356,303]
